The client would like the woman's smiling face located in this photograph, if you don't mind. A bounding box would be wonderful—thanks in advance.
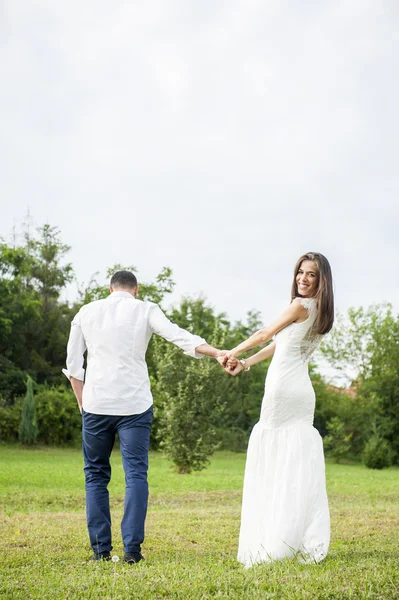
[296,260,319,297]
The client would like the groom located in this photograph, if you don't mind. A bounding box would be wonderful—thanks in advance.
[64,270,226,563]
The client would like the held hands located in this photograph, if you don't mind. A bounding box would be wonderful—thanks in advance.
[216,351,229,368]
[226,357,244,376]
[215,351,244,376]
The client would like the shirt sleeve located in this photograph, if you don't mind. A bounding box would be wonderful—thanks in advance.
[148,304,206,358]
[62,310,87,381]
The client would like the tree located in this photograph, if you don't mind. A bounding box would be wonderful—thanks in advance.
[26,223,74,312]
[0,224,75,387]
[320,303,391,384]
[0,243,41,376]
[25,224,75,384]
[156,345,225,473]
[152,296,230,471]
[19,376,38,445]
[321,304,399,461]
[0,356,26,403]
[168,296,230,342]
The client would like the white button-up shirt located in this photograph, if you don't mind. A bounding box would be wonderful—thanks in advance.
[63,291,206,416]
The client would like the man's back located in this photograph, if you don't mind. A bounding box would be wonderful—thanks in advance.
[79,292,154,414]
[65,291,205,415]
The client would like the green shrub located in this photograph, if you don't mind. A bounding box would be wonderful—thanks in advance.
[0,386,81,446]
[0,396,21,442]
[323,417,353,463]
[217,427,249,453]
[35,386,81,445]
[156,347,225,473]
[19,376,38,445]
[363,435,394,469]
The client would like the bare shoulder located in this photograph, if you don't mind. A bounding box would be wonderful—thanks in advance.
[289,297,311,321]
[290,297,309,311]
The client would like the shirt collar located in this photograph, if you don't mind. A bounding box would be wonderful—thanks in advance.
[109,291,137,299]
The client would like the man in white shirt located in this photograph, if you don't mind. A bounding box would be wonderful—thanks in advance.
[64,270,226,563]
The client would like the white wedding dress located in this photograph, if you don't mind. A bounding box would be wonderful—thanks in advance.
[237,297,330,567]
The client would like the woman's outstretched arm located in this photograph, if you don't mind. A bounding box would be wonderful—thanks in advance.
[229,298,308,358]
[246,341,276,367]
[227,342,276,375]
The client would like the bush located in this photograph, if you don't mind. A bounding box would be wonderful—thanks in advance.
[0,386,81,446]
[363,435,394,470]
[156,347,225,473]
[0,396,21,442]
[19,376,38,445]
[323,417,353,463]
[35,386,82,445]
[217,427,249,453]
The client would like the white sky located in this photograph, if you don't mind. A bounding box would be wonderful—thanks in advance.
[1,0,399,331]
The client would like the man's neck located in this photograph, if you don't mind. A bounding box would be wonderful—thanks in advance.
[110,289,137,298]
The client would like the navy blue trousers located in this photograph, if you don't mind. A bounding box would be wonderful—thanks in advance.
[82,406,153,554]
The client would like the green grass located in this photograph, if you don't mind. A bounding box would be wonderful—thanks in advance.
[0,446,398,599]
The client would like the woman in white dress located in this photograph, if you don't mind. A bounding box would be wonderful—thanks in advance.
[225,252,334,567]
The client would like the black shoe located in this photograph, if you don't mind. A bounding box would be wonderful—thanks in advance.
[123,552,144,564]
[90,551,111,561]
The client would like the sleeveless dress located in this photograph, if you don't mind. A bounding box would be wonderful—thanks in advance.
[237,297,330,567]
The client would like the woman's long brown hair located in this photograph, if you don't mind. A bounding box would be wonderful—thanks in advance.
[291,252,334,334]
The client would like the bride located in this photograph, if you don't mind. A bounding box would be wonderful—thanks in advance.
[224,252,334,566]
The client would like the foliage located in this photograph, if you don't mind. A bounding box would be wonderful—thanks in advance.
[168,296,230,340]
[0,224,75,387]
[0,244,42,375]
[0,386,80,446]
[216,426,250,452]
[2,219,399,467]
[320,307,375,384]
[19,376,38,445]
[362,424,394,470]
[0,356,27,403]
[312,372,377,457]
[312,372,348,437]
[363,436,394,470]
[156,350,225,473]
[0,396,21,442]
[323,416,353,463]
[321,303,399,462]
[35,386,82,445]
[26,223,74,311]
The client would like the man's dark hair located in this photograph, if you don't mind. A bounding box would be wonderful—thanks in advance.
[110,270,138,289]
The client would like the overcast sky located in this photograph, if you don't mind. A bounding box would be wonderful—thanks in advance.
[1,1,398,331]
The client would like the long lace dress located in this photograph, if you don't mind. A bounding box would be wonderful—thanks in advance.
[237,297,330,567]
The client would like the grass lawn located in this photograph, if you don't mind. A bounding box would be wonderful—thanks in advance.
[0,446,398,599]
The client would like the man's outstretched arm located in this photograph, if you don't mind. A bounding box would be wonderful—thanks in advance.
[194,343,227,365]
[149,304,226,361]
